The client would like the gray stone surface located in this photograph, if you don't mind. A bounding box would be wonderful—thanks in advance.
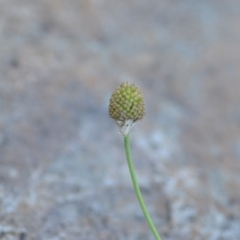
[0,0,240,239]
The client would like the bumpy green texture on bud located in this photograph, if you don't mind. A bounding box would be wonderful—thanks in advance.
[109,82,145,136]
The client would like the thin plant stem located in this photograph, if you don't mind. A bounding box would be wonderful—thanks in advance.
[124,134,162,240]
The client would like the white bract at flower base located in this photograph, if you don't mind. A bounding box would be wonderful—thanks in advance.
[116,119,135,136]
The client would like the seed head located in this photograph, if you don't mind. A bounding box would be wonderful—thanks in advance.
[109,82,145,136]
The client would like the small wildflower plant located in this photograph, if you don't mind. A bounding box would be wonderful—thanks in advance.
[109,82,162,240]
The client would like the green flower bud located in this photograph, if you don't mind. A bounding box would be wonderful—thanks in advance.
[109,82,145,136]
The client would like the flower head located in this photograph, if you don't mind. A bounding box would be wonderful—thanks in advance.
[109,82,145,136]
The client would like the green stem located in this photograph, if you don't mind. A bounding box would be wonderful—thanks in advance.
[124,134,162,240]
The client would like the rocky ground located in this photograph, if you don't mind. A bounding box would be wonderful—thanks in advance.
[0,0,240,239]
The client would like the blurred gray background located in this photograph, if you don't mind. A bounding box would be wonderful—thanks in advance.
[0,0,240,239]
